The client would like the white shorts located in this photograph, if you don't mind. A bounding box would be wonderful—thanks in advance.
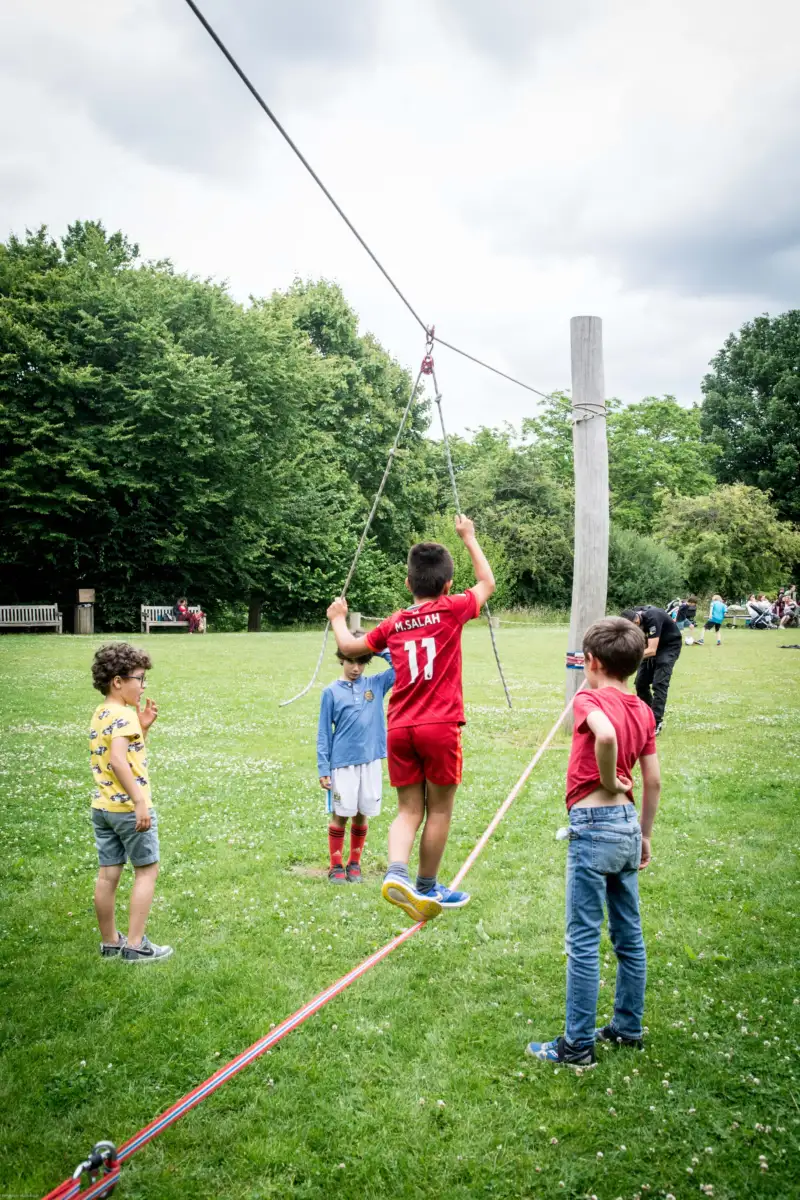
[328,760,383,818]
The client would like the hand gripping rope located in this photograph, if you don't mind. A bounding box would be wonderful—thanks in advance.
[40,694,575,1200]
[280,333,511,707]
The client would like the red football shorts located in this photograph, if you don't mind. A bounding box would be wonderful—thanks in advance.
[387,723,463,788]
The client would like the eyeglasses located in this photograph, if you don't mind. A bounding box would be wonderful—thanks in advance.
[121,674,147,685]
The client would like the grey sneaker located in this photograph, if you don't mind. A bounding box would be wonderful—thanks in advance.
[121,934,174,963]
[100,932,127,957]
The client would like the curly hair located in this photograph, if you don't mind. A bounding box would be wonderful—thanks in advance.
[91,643,152,694]
[335,631,373,664]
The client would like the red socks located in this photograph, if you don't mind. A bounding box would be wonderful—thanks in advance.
[328,825,345,869]
[348,823,368,866]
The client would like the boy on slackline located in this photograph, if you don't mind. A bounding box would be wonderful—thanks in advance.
[327,514,495,922]
[317,634,395,883]
[527,617,661,1066]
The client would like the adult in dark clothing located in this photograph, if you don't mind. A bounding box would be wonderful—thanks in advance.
[675,595,697,630]
[620,606,682,735]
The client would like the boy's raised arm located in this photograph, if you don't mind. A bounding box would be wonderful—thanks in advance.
[455,514,495,609]
[326,597,373,658]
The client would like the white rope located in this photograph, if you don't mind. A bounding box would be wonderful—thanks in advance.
[279,363,425,706]
[430,367,513,708]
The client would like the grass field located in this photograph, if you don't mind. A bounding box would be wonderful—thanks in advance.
[1,625,799,1200]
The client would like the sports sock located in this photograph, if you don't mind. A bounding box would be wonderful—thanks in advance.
[328,825,345,869]
[386,861,410,883]
[348,823,368,865]
[415,875,437,894]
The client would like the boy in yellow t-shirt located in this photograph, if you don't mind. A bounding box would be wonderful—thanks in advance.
[89,643,172,963]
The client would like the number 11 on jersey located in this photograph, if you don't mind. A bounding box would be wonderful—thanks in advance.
[404,637,436,682]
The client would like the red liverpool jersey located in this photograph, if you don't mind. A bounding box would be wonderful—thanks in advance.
[365,590,481,728]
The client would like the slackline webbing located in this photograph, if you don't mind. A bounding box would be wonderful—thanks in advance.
[41,694,575,1200]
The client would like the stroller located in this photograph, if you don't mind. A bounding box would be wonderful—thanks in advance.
[747,601,777,630]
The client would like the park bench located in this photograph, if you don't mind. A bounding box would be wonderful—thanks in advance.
[141,605,203,633]
[0,604,63,633]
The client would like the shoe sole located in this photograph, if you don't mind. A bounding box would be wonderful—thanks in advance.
[122,947,174,964]
[329,876,347,884]
[437,894,471,909]
[381,879,442,922]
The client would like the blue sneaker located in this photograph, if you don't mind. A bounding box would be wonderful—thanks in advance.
[381,876,443,923]
[525,1036,595,1067]
[430,883,471,909]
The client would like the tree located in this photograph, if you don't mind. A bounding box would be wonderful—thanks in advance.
[608,397,715,531]
[607,526,685,610]
[0,226,436,628]
[657,484,800,598]
[701,312,800,524]
[427,424,576,607]
[525,393,715,533]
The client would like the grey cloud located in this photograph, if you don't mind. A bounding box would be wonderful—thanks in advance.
[464,107,800,301]
[0,0,378,179]
[434,0,592,64]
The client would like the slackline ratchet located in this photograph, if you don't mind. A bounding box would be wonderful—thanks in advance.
[40,693,575,1200]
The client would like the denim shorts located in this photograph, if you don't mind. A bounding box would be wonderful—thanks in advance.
[92,807,160,867]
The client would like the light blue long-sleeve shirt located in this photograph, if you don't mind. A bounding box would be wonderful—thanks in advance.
[316,651,394,776]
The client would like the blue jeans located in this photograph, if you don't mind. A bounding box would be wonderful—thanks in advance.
[565,803,645,1050]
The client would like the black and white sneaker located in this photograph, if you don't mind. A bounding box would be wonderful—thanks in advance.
[100,932,127,957]
[121,935,174,963]
[526,1036,596,1067]
[654,720,664,736]
[595,1024,643,1049]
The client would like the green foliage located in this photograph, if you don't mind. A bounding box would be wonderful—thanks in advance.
[608,396,716,531]
[701,311,800,524]
[0,226,432,628]
[427,425,576,607]
[657,483,800,598]
[607,525,685,610]
[524,393,716,534]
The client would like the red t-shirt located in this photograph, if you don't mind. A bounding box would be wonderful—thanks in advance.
[365,590,481,729]
[566,687,657,811]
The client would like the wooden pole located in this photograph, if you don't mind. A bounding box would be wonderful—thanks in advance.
[565,316,609,726]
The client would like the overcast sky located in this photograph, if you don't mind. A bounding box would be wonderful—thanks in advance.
[1,0,798,434]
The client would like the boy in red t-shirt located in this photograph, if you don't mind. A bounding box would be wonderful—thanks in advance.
[527,617,661,1067]
[327,515,495,923]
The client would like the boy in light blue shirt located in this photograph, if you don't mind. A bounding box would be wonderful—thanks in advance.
[317,635,394,883]
[696,594,727,645]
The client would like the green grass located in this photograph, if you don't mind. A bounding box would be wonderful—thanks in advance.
[1,626,799,1200]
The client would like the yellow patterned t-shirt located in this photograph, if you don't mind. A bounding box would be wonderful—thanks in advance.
[89,702,152,812]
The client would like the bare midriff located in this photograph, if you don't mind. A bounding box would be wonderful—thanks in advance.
[572,785,634,810]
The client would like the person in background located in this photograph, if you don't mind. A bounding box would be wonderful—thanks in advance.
[173,596,205,634]
[675,595,697,633]
[695,594,727,646]
[620,606,682,736]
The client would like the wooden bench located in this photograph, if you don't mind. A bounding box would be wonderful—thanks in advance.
[141,605,203,633]
[0,604,63,633]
